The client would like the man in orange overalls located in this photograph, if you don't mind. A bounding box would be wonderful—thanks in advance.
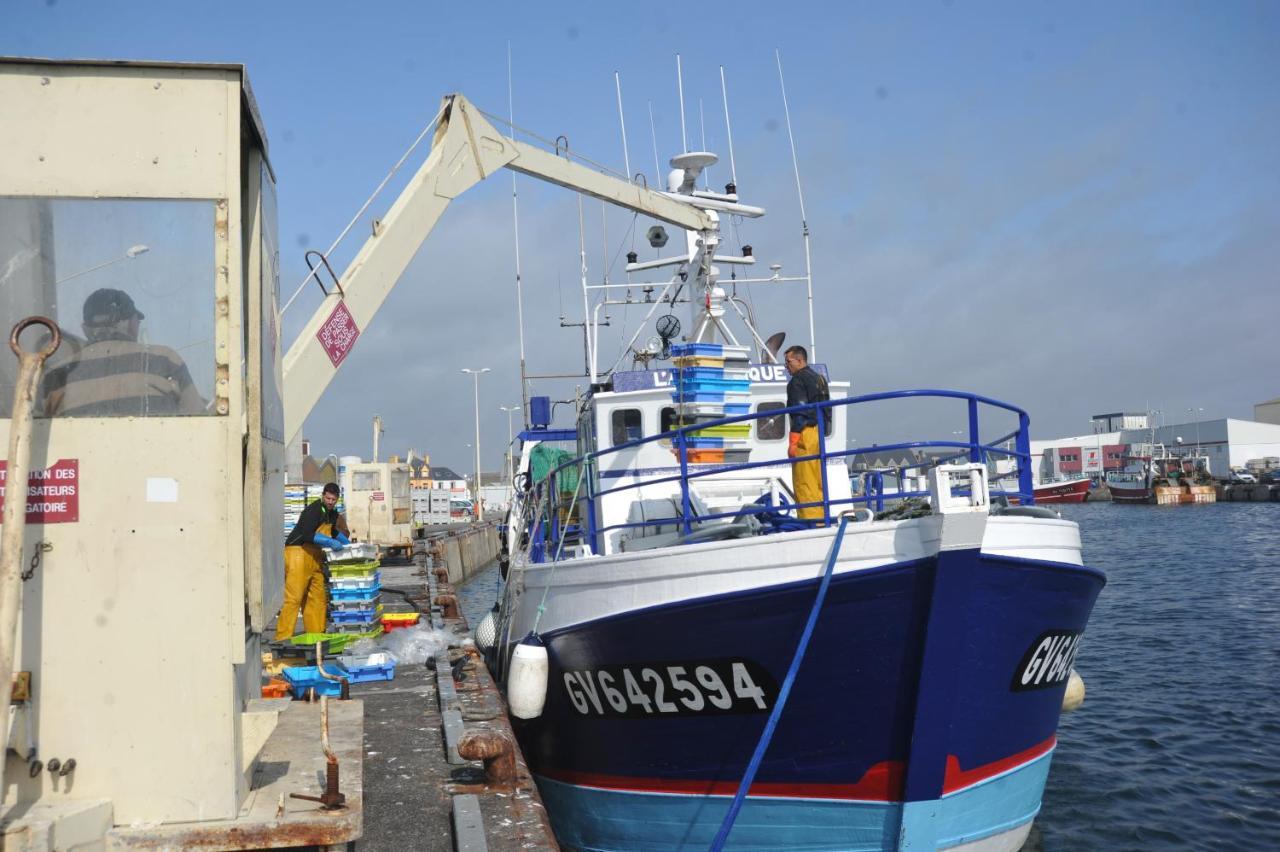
[275,482,348,640]
[785,346,830,524]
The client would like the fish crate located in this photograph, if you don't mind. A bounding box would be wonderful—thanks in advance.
[672,355,725,368]
[691,423,752,438]
[336,651,398,684]
[328,543,378,564]
[261,677,291,699]
[329,604,383,624]
[329,585,382,604]
[380,612,420,631]
[328,571,381,592]
[673,377,751,393]
[684,448,753,464]
[328,560,380,579]
[281,664,349,698]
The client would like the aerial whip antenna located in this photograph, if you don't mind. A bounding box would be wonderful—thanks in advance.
[699,98,711,190]
[647,100,661,186]
[775,48,816,361]
[614,71,631,179]
[676,54,689,153]
[719,65,739,191]
[508,41,530,423]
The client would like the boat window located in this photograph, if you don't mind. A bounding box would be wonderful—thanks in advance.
[611,408,643,446]
[756,402,786,441]
[660,407,678,434]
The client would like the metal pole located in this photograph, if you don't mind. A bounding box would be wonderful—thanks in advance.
[0,318,60,790]
[473,378,481,522]
[462,369,490,522]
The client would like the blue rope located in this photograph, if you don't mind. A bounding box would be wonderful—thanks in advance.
[709,514,851,851]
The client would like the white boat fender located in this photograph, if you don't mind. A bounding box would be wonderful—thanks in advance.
[507,633,549,720]
[1061,668,1086,712]
[475,604,499,652]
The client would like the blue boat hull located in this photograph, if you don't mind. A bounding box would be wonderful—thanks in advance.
[510,548,1104,850]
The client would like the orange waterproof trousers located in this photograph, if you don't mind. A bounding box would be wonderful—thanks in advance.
[792,425,825,522]
[274,523,332,640]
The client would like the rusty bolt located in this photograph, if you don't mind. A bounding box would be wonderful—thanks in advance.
[457,730,516,785]
[434,594,459,619]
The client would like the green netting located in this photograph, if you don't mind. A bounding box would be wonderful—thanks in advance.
[530,444,580,494]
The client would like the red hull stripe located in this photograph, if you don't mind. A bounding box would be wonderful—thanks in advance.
[942,735,1057,795]
[538,737,1056,802]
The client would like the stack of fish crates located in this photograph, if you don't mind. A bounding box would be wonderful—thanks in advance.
[327,543,383,636]
[283,483,346,539]
[669,342,753,464]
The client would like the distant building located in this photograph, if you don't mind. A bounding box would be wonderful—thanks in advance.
[1255,397,1280,427]
[430,466,468,494]
[1090,412,1150,432]
[285,436,337,484]
[1033,417,1280,480]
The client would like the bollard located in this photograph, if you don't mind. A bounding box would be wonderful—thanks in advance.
[457,729,516,786]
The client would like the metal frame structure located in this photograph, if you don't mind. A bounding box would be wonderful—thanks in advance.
[524,389,1034,562]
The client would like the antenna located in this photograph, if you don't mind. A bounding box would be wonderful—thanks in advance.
[508,41,530,425]
[719,65,739,190]
[577,194,595,383]
[775,48,816,361]
[676,53,688,152]
[699,98,711,190]
[614,71,631,179]
[647,100,661,185]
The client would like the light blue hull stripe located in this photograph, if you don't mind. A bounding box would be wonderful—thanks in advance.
[535,751,1053,851]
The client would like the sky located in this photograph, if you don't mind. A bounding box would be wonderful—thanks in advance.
[6,0,1278,474]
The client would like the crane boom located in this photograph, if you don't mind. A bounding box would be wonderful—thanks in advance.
[282,94,711,444]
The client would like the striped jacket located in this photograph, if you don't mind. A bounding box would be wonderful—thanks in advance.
[43,339,206,417]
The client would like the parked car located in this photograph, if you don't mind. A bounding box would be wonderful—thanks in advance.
[1229,469,1257,484]
[449,498,474,520]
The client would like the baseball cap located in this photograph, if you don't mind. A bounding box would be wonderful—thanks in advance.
[83,288,145,325]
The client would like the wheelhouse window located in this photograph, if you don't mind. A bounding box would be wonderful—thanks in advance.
[611,408,643,446]
[756,402,785,441]
[660,406,679,434]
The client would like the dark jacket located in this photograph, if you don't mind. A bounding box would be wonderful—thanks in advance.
[787,366,830,433]
[285,499,338,547]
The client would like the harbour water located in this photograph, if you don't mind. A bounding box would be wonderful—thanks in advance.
[457,502,1280,849]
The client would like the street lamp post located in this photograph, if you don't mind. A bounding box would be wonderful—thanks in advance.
[462,368,491,522]
[499,404,522,497]
[1187,407,1205,457]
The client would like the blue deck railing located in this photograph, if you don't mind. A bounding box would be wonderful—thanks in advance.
[524,389,1034,562]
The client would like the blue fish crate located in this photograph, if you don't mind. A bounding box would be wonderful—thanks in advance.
[281,664,349,698]
[671,366,726,380]
[670,342,724,357]
[723,403,751,415]
[677,437,725,448]
[675,378,751,392]
[336,651,397,684]
[330,604,382,624]
[329,585,382,603]
[672,390,726,403]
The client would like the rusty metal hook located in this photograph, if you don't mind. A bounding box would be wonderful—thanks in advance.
[9,316,60,361]
[554,135,570,158]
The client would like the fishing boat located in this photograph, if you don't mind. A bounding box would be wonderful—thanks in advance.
[483,132,1106,849]
[1106,446,1215,505]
